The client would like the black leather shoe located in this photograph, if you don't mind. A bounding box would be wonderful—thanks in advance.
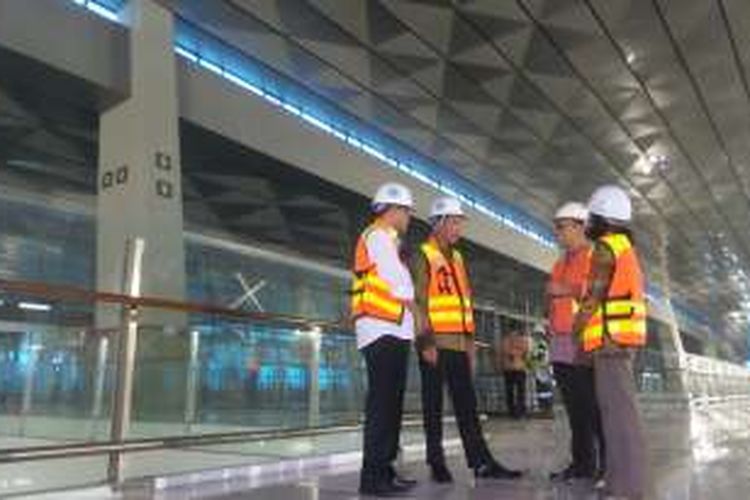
[387,466,417,489]
[574,468,596,480]
[360,469,405,497]
[474,461,522,480]
[359,480,401,497]
[430,463,454,483]
[593,469,606,489]
[549,464,577,481]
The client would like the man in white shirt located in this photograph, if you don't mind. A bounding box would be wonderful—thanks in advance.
[351,182,417,496]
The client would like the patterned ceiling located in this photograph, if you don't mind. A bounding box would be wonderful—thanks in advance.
[162,0,750,355]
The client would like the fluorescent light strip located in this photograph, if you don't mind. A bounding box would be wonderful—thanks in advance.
[18,302,52,312]
[70,0,120,22]
[86,1,119,21]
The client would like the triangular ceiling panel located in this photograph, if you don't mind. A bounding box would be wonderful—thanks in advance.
[380,0,456,53]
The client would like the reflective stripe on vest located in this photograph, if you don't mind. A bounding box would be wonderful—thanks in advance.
[582,233,647,352]
[350,223,405,324]
[421,238,475,335]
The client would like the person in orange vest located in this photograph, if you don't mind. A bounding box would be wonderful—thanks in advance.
[500,329,530,419]
[412,196,522,483]
[572,185,647,499]
[351,182,418,496]
[546,202,605,482]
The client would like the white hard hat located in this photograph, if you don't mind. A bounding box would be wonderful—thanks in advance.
[372,182,413,209]
[554,202,588,222]
[430,196,465,219]
[588,184,632,222]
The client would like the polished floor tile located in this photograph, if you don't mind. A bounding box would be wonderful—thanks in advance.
[15,398,750,500]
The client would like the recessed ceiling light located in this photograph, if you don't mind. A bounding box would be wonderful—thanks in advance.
[636,159,655,176]
[647,153,668,166]
[18,302,52,312]
[626,51,636,65]
[642,154,670,173]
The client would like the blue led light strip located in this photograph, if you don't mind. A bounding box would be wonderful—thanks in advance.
[71,0,119,22]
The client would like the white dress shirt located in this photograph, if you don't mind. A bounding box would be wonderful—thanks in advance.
[354,226,415,349]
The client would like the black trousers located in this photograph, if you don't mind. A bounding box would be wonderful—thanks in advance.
[553,362,606,474]
[361,335,410,481]
[419,349,493,468]
[504,370,527,418]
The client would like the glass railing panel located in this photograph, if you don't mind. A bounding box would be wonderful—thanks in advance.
[124,308,368,439]
[1,277,749,495]
[0,297,115,445]
[317,331,365,426]
[0,456,107,497]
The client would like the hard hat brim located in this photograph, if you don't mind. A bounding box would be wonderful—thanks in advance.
[372,201,415,211]
[431,212,467,219]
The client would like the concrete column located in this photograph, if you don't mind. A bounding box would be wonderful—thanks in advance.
[97,0,185,327]
[97,0,188,447]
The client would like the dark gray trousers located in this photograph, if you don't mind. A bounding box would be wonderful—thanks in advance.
[594,349,647,498]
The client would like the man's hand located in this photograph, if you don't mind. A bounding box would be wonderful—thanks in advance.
[572,329,583,351]
[468,340,477,375]
[405,300,427,335]
[422,346,439,366]
[404,300,416,315]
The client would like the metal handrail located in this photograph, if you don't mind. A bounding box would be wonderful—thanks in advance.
[0,278,345,332]
[0,421,359,463]
[0,415,436,464]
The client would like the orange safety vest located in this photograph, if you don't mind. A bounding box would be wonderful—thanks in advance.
[421,237,475,335]
[549,246,592,335]
[350,222,405,324]
[582,233,647,352]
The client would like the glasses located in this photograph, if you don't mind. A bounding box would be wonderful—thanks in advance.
[554,221,579,231]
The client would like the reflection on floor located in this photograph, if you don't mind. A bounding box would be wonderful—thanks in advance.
[16,396,750,500]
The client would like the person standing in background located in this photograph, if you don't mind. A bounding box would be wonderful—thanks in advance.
[501,330,529,419]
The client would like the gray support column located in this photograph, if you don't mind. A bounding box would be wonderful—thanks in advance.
[97,0,185,329]
[97,0,189,446]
